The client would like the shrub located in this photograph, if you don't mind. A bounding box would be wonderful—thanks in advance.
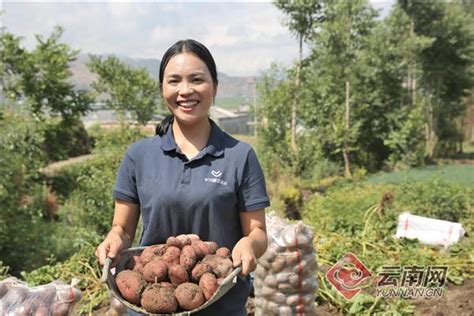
[393,178,472,223]
[0,110,52,273]
[60,152,123,236]
[88,123,147,154]
[43,118,92,162]
[309,159,342,183]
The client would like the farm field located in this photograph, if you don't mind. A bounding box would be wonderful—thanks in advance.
[367,164,474,187]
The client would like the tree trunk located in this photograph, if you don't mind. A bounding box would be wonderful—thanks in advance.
[291,35,303,153]
[343,79,352,178]
[410,20,417,105]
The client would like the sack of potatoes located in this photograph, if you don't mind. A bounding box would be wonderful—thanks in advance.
[104,234,241,315]
[254,214,318,316]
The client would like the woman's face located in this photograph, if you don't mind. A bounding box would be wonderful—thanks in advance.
[162,52,217,126]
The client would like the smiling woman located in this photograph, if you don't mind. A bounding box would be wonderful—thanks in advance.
[96,39,270,315]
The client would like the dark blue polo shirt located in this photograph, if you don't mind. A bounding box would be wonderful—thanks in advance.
[113,120,269,315]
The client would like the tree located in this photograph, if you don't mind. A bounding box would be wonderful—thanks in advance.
[1,26,92,121]
[359,5,432,169]
[308,0,377,177]
[399,0,474,157]
[87,55,160,125]
[273,0,323,153]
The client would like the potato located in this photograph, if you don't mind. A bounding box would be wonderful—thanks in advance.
[277,282,294,294]
[174,283,205,311]
[199,272,218,300]
[126,255,144,274]
[162,246,181,266]
[270,292,286,304]
[215,247,230,258]
[187,234,200,241]
[270,256,286,273]
[166,236,183,249]
[33,306,50,316]
[214,258,233,278]
[143,260,168,283]
[191,240,211,260]
[201,254,220,271]
[132,262,144,274]
[141,284,177,313]
[115,270,146,306]
[263,274,278,287]
[260,285,275,296]
[191,263,212,282]
[176,234,192,246]
[140,245,167,265]
[205,241,219,254]
[168,265,189,286]
[278,306,293,316]
[179,245,197,271]
[52,302,71,316]
[159,282,175,289]
[201,255,233,278]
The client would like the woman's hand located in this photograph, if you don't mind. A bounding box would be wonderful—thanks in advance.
[95,225,131,266]
[232,237,257,276]
[96,200,140,266]
[232,209,267,276]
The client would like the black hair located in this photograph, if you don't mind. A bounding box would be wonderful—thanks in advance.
[155,39,218,136]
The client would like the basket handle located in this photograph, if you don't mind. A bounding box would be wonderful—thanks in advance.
[100,257,113,283]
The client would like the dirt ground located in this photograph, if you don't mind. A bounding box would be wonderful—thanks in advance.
[410,278,474,316]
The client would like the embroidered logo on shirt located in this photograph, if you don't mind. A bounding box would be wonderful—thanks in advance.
[211,170,222,177]
[205,170,227,186]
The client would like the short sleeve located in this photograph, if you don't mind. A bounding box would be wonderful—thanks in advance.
[113,150,139,204]
[237,148,270,211]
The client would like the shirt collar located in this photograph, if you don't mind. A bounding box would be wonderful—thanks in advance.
[160,119,224,158]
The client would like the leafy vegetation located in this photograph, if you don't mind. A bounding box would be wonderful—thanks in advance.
[1,26,93,121]
[367,164,474,187]
[88,55,161,125]
[259,0,474,178]
[301,179,473,313]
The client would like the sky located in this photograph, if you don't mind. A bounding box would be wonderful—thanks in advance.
[2,1,395,77]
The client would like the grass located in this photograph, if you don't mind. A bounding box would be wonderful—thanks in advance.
[366,164,474,187]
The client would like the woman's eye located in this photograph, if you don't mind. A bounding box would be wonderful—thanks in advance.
[168,79,178,84]
[193,78,203,83]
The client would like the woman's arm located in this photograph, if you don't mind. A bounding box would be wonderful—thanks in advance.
[95,199,140,265]
[232,209,267,276]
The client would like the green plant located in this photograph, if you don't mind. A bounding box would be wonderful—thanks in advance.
[394,178,471,222]
[60,152,123,235]
[302,178,473,314]
[23,243,108,314]
[43,117,92,162]
[88,124,147,154]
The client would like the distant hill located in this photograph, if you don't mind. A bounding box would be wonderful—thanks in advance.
[69,54,255,109]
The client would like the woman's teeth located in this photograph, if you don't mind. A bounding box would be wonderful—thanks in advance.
[178,101,198,107]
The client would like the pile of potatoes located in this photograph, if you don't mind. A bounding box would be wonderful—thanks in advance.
[0,277,82,315]
[114,234,234,314]
[254,215,318,316]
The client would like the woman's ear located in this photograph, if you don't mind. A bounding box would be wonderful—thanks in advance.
[213,83,218,98]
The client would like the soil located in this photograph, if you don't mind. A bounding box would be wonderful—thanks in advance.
[410,278,474,316]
